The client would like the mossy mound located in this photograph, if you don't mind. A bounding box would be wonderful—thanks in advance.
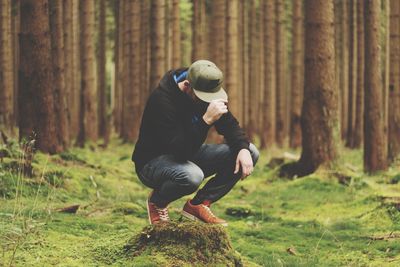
[124,221,242,266]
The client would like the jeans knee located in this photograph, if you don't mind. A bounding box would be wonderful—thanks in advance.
[249,143,260,166]
[176,163,204,194]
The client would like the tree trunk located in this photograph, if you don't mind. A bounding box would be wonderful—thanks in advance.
[171,0,180,68]
[69,0,81,141]
[70,0,80,142]
[149,0,166,91]
[340,0,349,140]
[383,0,390,152]
[12,0,20,129]
[165,0,171,70]
[98,0,107,139]
[121,0,141,142]
[260,0,276,148]
[63,0,73,138]
[364,0,388,172]
[191,0,206,61]
[289,0,304,148]
[346,0,357,148]
[114,0,123,134]
[210,0,226,72]
[389,0,400,161]
[275,0,287,147]
[0,0,14,133]
[352,0,365,148]
[140,0,150,105]
[19,0,60,153]
[246,0,257,141]
[49,0,69,149]
[77,0,98,145]
[334,0,341,138]
[280,0,337,178]
[225,0,241,123]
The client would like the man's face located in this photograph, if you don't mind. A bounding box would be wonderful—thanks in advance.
[186,87,197,101]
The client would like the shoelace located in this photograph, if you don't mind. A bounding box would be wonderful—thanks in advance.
[156,207,169,221]
[202,205,216,218]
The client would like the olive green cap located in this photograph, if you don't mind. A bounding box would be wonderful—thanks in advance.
[187,60,228,103]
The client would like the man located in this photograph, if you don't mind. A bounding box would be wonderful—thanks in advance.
[132,60,259,226]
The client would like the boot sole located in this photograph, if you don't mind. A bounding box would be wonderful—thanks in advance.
[181,210,228,227]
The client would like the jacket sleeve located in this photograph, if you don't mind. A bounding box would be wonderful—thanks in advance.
[152,97,210,160]
[214,111,250,154]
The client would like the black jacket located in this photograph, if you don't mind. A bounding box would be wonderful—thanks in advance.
[132,69,250,171]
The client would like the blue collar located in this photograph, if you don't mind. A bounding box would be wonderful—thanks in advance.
[173,70,188,83]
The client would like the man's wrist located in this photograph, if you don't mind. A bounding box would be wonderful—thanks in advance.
[202,114,213,125]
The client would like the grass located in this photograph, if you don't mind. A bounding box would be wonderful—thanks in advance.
[1,138,400,266]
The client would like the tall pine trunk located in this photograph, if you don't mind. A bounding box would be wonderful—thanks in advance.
[19,0,60,153]
[364,0,388,172]
[49,0,69,149]
[389,0,400,161]
[63,0,73,139]
[98,0,107,139]
[280,0,337,178]
[12,0,20,128]
[340,0,349,140]
[149,0,166,91]
[346,0,357,147]
[0,0,14,132]
[246,0,257,141]
[140,0,150,105]
[260,0,276,148]
[114,0,123,134]
[210,0,226,72]
[352,0,364,148]
[191,0,206,61]
[77,0,98,145]
[122,0,141,142]
[275,0,287,147]
[69,0,80,142]
[226,0,241,123]
[171,0,180,68]
[289,0,304,148]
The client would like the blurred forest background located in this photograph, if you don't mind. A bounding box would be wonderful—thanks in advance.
[0,0,399,173]
[1,0,400,266]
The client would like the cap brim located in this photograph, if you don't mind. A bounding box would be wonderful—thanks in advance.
[192,87,228,103]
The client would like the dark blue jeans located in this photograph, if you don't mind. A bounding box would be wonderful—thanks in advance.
[136,143,259,207]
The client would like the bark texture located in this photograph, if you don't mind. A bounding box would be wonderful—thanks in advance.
[281,0,338,177]
[19,0,60,153]
[290,0,304,148]
[364,0,388,172]
[353,0,364,148]
[50,0,69,149]
[260,0,276,148]
[77,0,98,145]
[389,0,400,161]
[275,0,287,147]
[149,0,166,91]
[0,0,14,131]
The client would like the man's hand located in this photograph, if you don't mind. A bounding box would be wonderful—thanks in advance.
[234,149,254,180]
[202,99,228,125]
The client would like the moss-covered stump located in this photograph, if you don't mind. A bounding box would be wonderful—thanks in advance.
[124,221,242,266]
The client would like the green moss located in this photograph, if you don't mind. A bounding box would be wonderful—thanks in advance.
[125,221,242,266]
[1,139,400,266]
[59,151,86,164]
[112,202,143,215]
[390,173,400,184]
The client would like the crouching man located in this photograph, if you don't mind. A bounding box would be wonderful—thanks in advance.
[132,60,259,226]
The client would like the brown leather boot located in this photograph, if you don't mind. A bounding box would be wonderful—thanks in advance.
[182,199,228,226]
[147,191,169,225]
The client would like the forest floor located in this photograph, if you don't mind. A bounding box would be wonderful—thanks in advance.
[1,138,400,266]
